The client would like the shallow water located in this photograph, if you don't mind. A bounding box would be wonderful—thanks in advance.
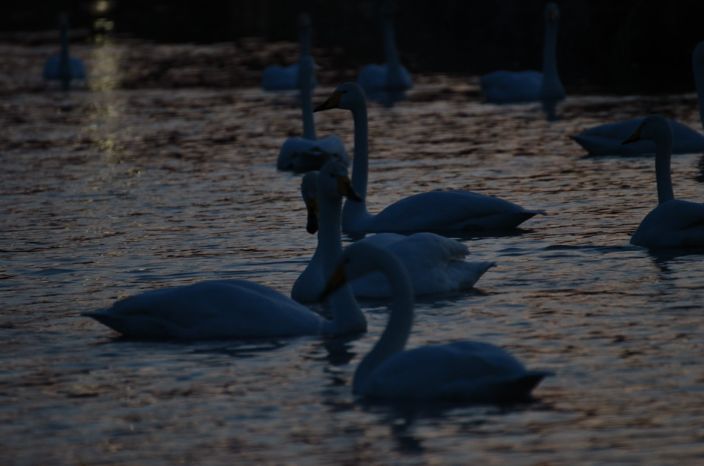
[2,42,704,465]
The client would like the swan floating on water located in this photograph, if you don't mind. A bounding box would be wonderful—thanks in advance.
[83,167,366,340]
[276,55,349,172]
[43,13,86,91]
[262,13,316,91]
[357,0,412,101]
[480,2,565,120]
[314,82,543,236]
[623,115,704,249]
[321,241,551,402]
[573,42,704,156]
[291,164,495,302]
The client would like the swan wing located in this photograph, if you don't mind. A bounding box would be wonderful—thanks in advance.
[85,280,322,339]
[369,191,538,233]
[262,64,299,91]
[480,71,542,103]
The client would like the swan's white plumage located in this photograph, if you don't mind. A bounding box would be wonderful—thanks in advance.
[480,3,564,119]
[314,82,542,236]
[324,241,549,402]
[43,14,86,89]
[624,115,704,249]
[262,14,316,91]
[291,170,495,301]
[574,42,704,156]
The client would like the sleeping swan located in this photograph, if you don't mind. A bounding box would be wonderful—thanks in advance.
[291,163,495,302]
[573,42,704,156]
[321,241,551,402]
[314,82,543,236]
[623,115,704,249]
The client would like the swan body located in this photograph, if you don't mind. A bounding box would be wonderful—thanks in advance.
[357,0,413,97]
[291,170,495,302]
[624,115,704,249]
[574,42,704,156]
[480,3,565,120]
[277,55,349,172]
[314,82,542,236]
[85,166,366,340]
[43,14,86,90]
[262,14,317,91]
[322,241,550,402]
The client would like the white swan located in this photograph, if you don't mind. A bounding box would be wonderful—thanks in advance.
[357,0,413,96]
[262,13,316,91]
[291,167,495,302]
[276,55,349,172]
[321,241,550,402]
[623,115,704,249]
[43,13,86,91]
[83,171,366,339]
[314,82,543,236]
[480,3,565,120]
[573,42,704,156]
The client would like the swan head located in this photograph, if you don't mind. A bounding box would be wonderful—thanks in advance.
[622,115,672,145]
[544,2,559,23]
[303,160,362,234]
[314,82,366,112]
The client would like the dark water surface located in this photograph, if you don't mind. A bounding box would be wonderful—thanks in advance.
[1,42,704,465]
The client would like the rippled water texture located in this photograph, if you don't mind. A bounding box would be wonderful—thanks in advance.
[2,42,704,465]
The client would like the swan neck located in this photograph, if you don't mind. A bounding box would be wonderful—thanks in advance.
[353,252,414,393]
[351,102,369,200]
[655,132,675,204]
[542,19,558,79]
[318,190,365,335]
[693,48,704,129]
[383,18,400,68]
[300,66,316,140]
[299,26,311,57]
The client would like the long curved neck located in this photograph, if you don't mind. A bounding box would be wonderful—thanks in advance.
[693,47,704,129]
[300,62,316,140]
[542,20,558,87]
[318,192,365,335]
[383,17,402,78]
[353,253,414,393]
[299,26,311,57]
[59,20,71,90]
[350,101,369,201]
[654,130,675,204]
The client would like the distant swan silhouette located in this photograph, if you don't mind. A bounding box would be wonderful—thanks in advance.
[262,13,316,91]
[623,115,704,249]
[291,165,495,302]
[480,2,565,120]
[321,241,551,402]
[276,55,349,172]
[573,42,704,156]
[357,0,412,96]
[84,167,366,339]
[43,13,86,91]
[314,82,542,236]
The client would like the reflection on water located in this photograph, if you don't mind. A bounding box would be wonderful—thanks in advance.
[1,41,704,465]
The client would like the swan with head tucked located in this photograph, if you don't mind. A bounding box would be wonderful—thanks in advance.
[314,82,543,237]
[291,166,495,302]
[357,0,413,97]
[276,55,349,172]
[262,13,316,91]
[43,13,86,91]
[622,115,704,249]
[83,168,366,339]
[573,42,704,156]
[321,241,550,402]
[480,3,565,120]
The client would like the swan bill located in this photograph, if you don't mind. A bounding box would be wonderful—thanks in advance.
[314,91,342,112]
[338,176,362,201]
[320,264,348,301]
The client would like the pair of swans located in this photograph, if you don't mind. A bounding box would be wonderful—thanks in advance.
[624,115,704,249]
[291,166,495,301]
[276,54,349,171]
[43,13,86,91]
[261,14,317,91]
[357,0,413,101]
[314,82,542,237]
[85,160,547,402]
[573,42,704,156]
[480,3,565,120]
